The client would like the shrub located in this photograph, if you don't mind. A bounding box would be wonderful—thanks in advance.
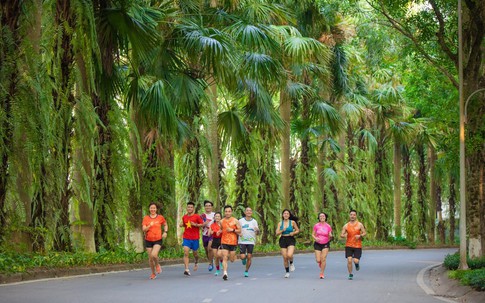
[444,253,485,270]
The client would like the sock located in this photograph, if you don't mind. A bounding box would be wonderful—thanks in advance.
[290,261,293,264]
[285,267,289,273]
[216,265,220,270]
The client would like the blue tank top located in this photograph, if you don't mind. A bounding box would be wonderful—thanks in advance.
[280,220,293,235]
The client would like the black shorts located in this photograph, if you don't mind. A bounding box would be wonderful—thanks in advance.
[211,238,221,249]
[221,244,237,251]
[345,246,362,259]
[279,236,296,248]
[145,239,163,248]
[239,244,254,255]
[313,241,330,251]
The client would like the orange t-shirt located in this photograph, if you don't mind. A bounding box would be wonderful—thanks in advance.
[221,217,238,245]
[345,221,362,248]
[142,215,166,241]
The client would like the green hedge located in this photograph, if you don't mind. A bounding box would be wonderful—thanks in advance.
[444,252,485,270]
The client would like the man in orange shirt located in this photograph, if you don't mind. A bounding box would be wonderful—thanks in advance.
[340,209,366,280]
[219,205,241,281]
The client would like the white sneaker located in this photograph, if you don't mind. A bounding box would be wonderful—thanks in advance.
[284,272,290,278]
[289,264,295,272]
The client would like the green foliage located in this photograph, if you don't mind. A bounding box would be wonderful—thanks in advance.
[449,269,485,291]
[0,248,146,274]
[444,253,485,271]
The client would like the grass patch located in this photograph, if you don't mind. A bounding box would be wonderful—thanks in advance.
[449,269,485,291]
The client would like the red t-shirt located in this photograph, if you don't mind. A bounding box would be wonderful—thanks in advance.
[182,213,203,240]
[142,215,166,241]
[210,222,222,239]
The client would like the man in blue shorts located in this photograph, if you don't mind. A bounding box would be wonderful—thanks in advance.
[179,202,204,276]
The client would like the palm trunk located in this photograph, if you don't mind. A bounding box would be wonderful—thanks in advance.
[0,0,22,243]
[280,90,291,210]
[317,141,327,210]
[449,175,456,243]
[393,141,402,238]
[436,185,446,244]
[416,142,428,242]
[206,82,220,208]
[428,145,437,243]
[403,145,414,241]
[235,145,249,209]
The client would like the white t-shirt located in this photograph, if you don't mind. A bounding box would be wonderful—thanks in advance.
[238,217,259,244]
[201,212,215,236]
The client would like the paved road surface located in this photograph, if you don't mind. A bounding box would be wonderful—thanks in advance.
[0,248,457,303]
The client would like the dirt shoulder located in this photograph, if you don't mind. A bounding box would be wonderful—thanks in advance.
[427,264,485,303]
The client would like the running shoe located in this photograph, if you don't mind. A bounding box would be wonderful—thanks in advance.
[289,263,295,272]
[319,273,324,279]
[184,270,191,276]
[242,258,247,265]
[156,264,161,274]
[355,263,360,271]
[223,274,228,281]
[215,270,220,276]
[348,274,353,280]
[244,271,249,277]
[150,273,156,280]
[208,264,214,271]
[284,272,290,278]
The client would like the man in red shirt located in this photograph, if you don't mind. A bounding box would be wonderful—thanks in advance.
[179,202,204,276]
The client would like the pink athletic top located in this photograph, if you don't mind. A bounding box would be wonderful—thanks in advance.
[313,222,332,244]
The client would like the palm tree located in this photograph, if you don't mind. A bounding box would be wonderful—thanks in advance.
[0,0,23,243]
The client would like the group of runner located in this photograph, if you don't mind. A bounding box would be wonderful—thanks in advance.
[142,201,366,281]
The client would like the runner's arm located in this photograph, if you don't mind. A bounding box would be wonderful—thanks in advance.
[291,221,299,236]
[359,223,367,238]
[340,224,347,238]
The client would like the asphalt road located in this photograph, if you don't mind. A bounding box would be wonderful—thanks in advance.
[0,248,457,303]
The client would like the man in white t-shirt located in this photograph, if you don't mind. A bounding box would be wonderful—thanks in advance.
[201,200,215,271]
[238,207,259,277]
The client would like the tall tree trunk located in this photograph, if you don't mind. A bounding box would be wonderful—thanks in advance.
[416,142,428,242]
[235,146,249,210]
[280,90,291,210]
[93,93,114,250]
[206,82,220,208]
[449,175,456,244]
[393,141,402,238]
[51,0,76,251]
[437,185,446,244]
[375,129,390,240]
[466,90,484,257]
[0,0,22,243]
[428,145,437,243]
[403,145,414,241]
[317,141,327,211]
